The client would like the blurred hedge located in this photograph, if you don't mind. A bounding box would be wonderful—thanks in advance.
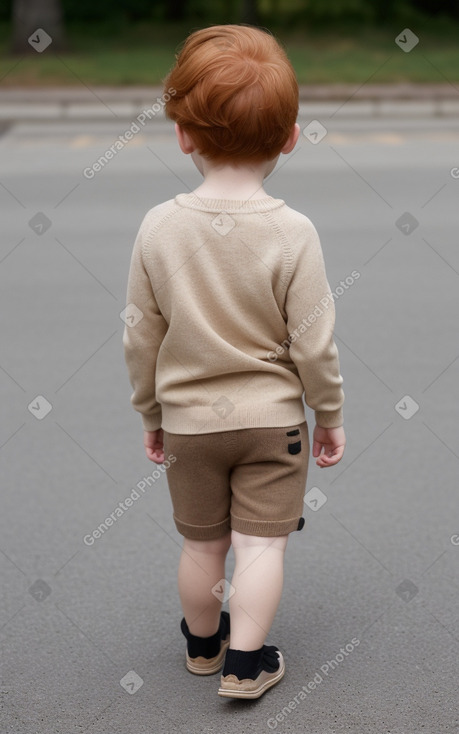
[1,0,459,24]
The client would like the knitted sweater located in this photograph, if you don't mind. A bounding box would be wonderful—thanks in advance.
[123,193,344,434]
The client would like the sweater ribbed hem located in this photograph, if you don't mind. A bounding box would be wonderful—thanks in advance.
[141,414,163,432]
[141,405,344,433]
[315,407,344,428]
[160,401,307,435]
[175,192,285,213]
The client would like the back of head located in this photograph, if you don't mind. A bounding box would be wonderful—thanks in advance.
[163,24,299,164]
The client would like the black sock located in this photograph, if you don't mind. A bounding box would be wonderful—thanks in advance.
[222,645,280,679]
[181,611,230,659]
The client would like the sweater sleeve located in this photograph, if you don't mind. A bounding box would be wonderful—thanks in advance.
[122,218,168,431]
[284,222,344,428]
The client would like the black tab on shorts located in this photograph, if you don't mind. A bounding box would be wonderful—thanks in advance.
[288,441,301,455]
[286,429,300,436]
[297,517,305,531]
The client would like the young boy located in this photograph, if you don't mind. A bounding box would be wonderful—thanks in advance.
[123,24,346,700]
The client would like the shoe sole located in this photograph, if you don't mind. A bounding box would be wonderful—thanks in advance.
[217,653,285,699]
[186,637,230,675]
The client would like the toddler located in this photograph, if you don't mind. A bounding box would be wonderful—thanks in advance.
[123,23,346,700]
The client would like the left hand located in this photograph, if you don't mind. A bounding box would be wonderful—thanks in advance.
[144,429,165,463]
[312,424,346,467]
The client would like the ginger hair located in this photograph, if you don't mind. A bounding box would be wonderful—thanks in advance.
[163,24,299,163]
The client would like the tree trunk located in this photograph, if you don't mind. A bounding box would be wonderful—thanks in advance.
[11,0,66,54]
[241,0,260,25]
[164,0,188,21]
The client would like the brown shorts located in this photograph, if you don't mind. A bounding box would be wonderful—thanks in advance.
[162,421,309,540]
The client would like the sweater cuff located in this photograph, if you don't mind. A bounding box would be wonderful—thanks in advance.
[314,407,344,429]
[141,413,162,432]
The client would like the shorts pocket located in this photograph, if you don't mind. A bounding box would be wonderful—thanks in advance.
[286,427,301,455]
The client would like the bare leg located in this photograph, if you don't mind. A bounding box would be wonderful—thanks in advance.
[178,531,232,637]
[229,529,288,651]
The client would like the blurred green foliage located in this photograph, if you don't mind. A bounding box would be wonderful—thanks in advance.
[2,17,459,85]
[1,0,459,24]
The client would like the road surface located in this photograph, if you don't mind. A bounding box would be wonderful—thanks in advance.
[1,111,458,733]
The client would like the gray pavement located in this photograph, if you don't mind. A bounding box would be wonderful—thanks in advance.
[1,109,459,733]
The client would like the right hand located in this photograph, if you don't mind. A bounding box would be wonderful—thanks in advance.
[312,424,346,468]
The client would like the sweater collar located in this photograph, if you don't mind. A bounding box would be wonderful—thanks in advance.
[175,192,285,213]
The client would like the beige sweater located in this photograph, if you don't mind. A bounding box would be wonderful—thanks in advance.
[123,193,344,434]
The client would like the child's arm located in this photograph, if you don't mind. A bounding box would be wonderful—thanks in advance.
[283,221,345,463]
[123,218,168,440]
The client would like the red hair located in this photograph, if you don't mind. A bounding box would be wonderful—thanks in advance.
[163,24,299,164]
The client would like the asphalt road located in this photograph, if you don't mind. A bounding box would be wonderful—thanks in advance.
[1,112,459,734]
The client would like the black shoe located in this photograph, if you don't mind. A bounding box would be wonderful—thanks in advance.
[181,611,231,675]
[218,645,285,698]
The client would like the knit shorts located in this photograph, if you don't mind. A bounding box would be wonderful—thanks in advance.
[162,421,309,540]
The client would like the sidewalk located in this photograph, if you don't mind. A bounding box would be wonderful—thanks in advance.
[1,83,458,120]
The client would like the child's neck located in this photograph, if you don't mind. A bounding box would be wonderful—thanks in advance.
[192,162,272,201]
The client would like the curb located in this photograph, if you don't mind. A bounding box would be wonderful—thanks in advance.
[0,84,458,121]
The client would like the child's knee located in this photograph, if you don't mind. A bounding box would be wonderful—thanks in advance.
[183,531,231,555]
[231,529,288,551]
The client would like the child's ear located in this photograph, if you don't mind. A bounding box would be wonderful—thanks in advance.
[175,124,196,154]
[281,123,301,154]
